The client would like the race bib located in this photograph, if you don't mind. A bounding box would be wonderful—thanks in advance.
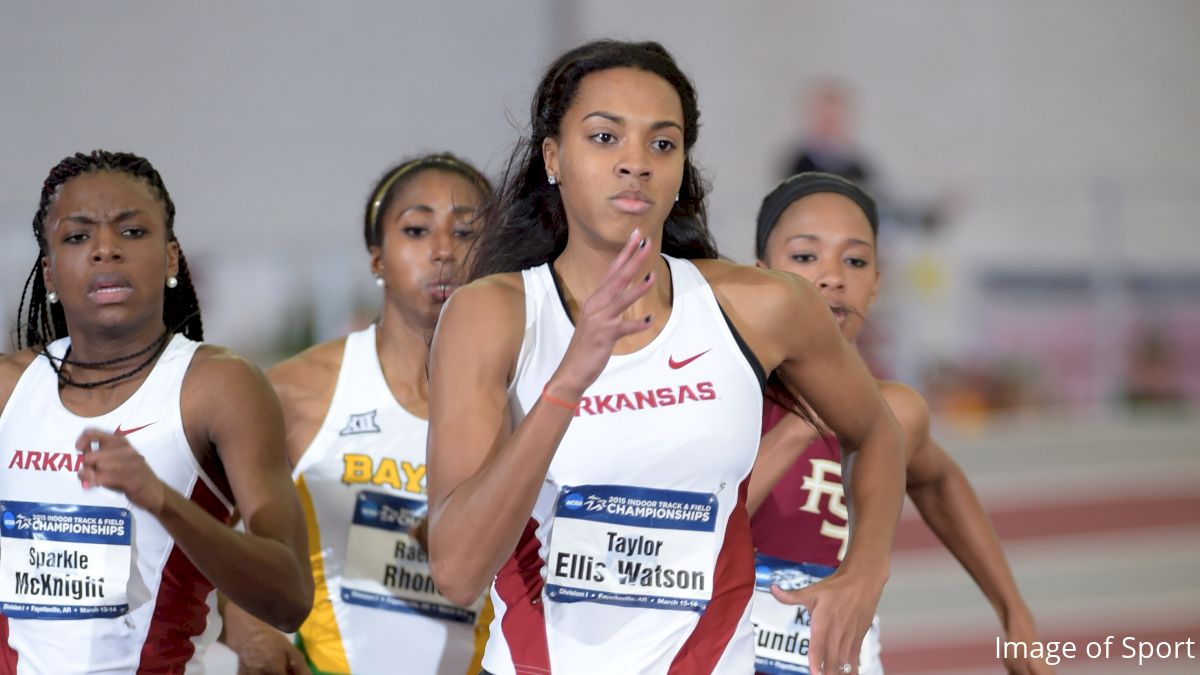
[341,490,479,623]
[0,501,132,620]
[751,553,882,675]
[545,484,718,612]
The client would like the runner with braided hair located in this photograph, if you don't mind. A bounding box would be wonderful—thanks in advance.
[0,150,312,674]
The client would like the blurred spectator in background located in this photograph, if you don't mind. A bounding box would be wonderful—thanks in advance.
[781,79,875,191]
[1122,326,1187,410]
[780,78,954,236]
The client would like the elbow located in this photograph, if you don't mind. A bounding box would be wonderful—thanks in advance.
[270,594,313,633]
[430,551,487,607]
[271,573,314,633]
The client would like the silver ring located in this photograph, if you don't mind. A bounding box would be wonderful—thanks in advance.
[838,665,854,674]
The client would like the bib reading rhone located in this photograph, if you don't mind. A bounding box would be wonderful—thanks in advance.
[546,484,718,612]
[0,501,132,620]
[340,490,480,623]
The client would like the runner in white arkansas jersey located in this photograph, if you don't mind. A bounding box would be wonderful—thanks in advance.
[482,255,764,673]
[426,40,906,675]
[221,154,491,674]
[0,151,310,674]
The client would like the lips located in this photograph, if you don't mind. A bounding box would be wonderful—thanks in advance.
[426,280,459,302]
[828,304,850,324]
[86,273,134,304]
[611,190,654,215]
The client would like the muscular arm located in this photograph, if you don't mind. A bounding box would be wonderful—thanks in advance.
[732,268,905,581]
[157,351,313,630]
[220,346,343,668]
[886,383,1039,642]
[425,278,572,605]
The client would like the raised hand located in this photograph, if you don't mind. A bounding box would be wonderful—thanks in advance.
[76,429,167,514]
[546,229,657,400]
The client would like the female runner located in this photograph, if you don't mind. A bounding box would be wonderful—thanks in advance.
[0,150,312,674]
[426,41,905,675]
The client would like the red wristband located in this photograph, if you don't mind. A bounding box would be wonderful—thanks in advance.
[541,384,579,411]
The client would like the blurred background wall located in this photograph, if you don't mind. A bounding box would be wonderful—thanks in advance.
[2,1,1197,672]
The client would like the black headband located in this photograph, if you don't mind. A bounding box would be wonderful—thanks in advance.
[755,172,878,259]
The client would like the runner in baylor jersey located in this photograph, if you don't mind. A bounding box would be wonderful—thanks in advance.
[221,154,491,674]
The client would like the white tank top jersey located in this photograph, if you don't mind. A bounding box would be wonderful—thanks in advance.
[482,256,766,675]
[292,324,485,675]
[0,334,233,675]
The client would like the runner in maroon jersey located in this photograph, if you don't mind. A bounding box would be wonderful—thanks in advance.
[747,172,1052,675]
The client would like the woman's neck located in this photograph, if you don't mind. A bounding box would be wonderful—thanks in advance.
[374,301,434,413]
[60,318,168,365]
[552,233,671,321]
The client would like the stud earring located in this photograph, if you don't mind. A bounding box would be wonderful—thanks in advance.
[166,276,178,289]
[547,175,558,186]
[374,276,385,288]
[675,193,680,203]
[47,291,59,304]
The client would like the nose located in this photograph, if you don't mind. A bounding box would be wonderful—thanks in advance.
[91,227,123,263]
[615,145,652,181]
[430,224,455,264]
[813,260,844,292]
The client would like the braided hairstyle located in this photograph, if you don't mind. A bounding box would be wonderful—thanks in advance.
[17,150,203,350]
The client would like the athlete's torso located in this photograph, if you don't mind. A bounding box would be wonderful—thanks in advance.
[293,324,483,675]
[0,335,233,675]
[484,256,765,675]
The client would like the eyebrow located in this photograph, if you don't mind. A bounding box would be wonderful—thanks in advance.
[786,233,874,248]
[62,209,142,225]
[582,111,683,134]
[397,204,479,218]
[398,205,434,217]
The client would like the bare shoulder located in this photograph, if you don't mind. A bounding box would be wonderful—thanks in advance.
[0,349,40,414]
[693,258,826,320]
[433,273,526,385]
[267,337,345,409]
[439,273,525,334]
[186,345,274,396]
[692,259,830,371]
[452,272,525,307]
[878,380,931,436]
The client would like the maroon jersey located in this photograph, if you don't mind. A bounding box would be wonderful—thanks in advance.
[750,400,848,567]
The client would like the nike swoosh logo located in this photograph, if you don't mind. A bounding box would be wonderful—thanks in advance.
[115,422,156,437]
[668,349,711,369]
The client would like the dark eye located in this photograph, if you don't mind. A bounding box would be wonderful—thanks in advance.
[122,227,147,238]
[453,228,477,240]
[652,139,676,152]
[791,253,816,263]
[63,231,88,244]
[402,226,428,238]
[846,257,869,268]
[591,132,616,144]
